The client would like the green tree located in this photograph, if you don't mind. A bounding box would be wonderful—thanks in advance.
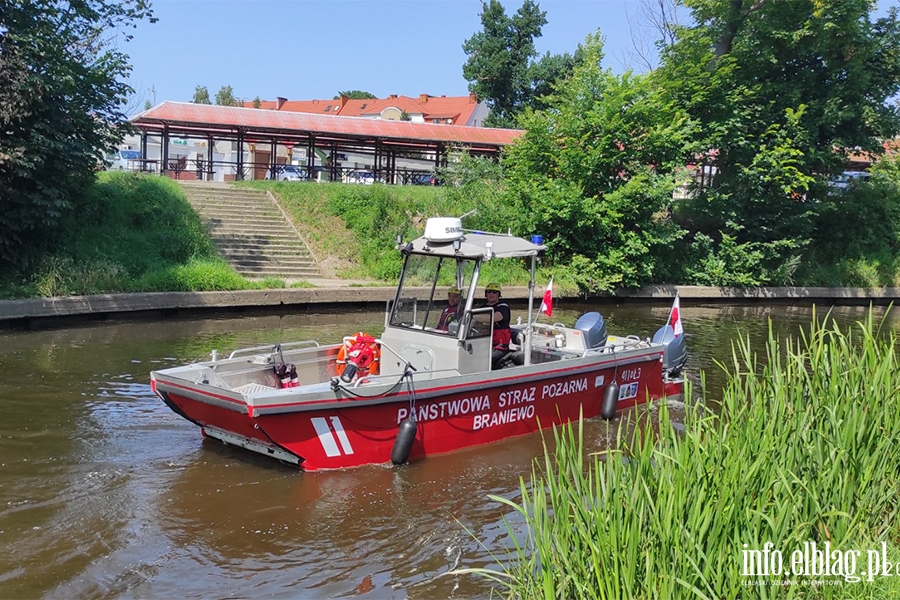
[192,85,211,104]
[660,0,900,250]
[501,35,695,292]
[252,96,262,109]
[0,0,154,268]
[334,90,376,99]
[215,85,237,106]
[462,0,578,128]
[527,50,580,112]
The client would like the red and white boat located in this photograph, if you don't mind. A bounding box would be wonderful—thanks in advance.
[150,217,686,470]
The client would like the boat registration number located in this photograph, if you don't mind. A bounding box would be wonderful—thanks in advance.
[618,382,639,401]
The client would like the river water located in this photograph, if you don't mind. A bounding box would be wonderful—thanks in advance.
[0,301,895,599]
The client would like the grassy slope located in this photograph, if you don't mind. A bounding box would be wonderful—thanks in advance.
[0,173,283,298]
[239,180,549,288]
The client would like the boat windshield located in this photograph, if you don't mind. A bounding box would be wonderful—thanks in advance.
[390,253,476,333]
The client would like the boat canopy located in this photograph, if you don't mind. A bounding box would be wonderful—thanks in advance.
[405,232,545,260]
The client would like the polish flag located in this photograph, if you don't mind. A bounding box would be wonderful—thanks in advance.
[669,294,683,337]
[540,278,553,318]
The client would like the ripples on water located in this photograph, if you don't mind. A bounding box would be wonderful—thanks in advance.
[0,303,895,598]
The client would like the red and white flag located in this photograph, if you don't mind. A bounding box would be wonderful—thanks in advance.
[540,277,553,318]
[668,294,683,337]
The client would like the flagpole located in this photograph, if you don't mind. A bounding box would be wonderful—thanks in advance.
[524,256,535,366]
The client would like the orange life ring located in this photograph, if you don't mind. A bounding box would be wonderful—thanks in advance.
[335,332,381,378]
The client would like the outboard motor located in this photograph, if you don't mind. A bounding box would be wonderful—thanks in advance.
[575,312,608,349]
[652,324,687,374]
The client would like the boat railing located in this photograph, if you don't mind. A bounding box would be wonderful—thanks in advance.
[353,368,461,387]
[581,335,647,358]
[228,340,321,360]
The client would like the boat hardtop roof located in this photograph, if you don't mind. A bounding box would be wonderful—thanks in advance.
[407,217,546,260]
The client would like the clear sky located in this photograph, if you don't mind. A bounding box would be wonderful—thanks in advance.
[122,0,659,109]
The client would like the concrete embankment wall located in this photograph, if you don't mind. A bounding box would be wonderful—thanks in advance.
[2,286,899,329]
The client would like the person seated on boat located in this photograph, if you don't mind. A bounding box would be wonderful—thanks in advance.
[473,282,512,369]
[436,286,462,332]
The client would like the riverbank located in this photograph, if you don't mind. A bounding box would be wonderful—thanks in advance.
[2,284,899,328]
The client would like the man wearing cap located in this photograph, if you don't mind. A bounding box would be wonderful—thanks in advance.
[475,282,512,368]
[436,286,462,332]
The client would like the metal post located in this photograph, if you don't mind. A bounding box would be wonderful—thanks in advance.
[140,131,148,173]
[307,134,315,181]
[236,129,244,180]
[270,139,276,177]
[207,135,214,181]
[161,124,169,176]
[524,256,535,366]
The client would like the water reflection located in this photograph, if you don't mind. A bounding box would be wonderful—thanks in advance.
[0,302,895,598]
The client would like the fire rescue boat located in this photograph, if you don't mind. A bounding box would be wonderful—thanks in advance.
[150,217,686,470]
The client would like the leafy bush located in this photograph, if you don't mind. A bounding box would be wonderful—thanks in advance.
[794,163,900,286]
[499,35,695,293]
[685,230,802,286]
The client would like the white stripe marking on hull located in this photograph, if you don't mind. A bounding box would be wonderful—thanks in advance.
[311,417,341,457]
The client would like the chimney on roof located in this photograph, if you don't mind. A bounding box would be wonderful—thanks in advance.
[419,93,428,103]
[339,94,349,110]
[389,94,397,99]
[469,92,477,103]
[276,97,287,110]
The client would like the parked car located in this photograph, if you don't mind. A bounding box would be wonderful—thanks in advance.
[828,170,871,191]
[410,172,441,186]
[106,149,143,171]
[266,165,309,182]
[343,170,378,185]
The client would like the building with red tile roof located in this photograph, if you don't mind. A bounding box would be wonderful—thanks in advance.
[245,93,490,127]
[128,101,520,184]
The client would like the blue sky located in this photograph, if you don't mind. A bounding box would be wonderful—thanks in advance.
[123,0,658,108]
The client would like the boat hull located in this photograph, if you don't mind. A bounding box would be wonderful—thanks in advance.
[153,353,680,470]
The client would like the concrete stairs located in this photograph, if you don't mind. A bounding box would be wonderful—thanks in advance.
[179,182,320,280]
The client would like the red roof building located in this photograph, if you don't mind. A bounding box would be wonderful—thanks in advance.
[244,93,489,127]
[130,101,521,184]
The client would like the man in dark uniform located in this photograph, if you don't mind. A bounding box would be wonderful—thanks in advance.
[474,282,511,369]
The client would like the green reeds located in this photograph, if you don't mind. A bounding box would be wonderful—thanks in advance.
[480,308,900,599]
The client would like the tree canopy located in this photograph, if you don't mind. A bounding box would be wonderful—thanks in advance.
[482,1,900,289]
[0,0,154,268]
[659,0,900,248]
[462,0,579,128]
[335,90,376,99]
[215,85,238,106]
[500,35,695,291]
[192,85,211,104]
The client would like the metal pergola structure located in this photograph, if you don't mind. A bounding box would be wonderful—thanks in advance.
[131,102,522,184]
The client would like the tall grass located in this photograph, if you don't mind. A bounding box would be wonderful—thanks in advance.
[479,309,900,599]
